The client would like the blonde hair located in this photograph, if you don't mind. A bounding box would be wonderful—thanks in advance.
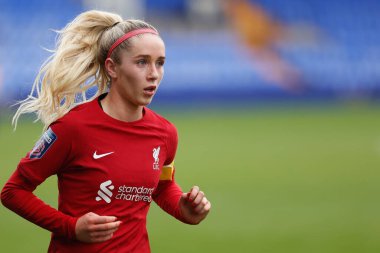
[13,10,157,130]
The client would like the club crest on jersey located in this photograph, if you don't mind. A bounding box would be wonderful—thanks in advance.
[153,146,160,170]
[29,128,57,159]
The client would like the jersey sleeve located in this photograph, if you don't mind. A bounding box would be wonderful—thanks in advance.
[0,120,78,239]
[152,122,189,223]
[164,121,178,166]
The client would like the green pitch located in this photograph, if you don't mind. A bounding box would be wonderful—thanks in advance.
[0,103,379,252]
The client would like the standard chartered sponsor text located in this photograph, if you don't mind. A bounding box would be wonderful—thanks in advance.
[115,185,155,202]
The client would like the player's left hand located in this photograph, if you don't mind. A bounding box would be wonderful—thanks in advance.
[179,186,211,225]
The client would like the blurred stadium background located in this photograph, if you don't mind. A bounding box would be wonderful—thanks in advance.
[0,0,380,252]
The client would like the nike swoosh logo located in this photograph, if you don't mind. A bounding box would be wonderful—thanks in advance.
[93,151,114,159]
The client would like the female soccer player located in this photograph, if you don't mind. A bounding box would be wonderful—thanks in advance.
[1,10,211,252]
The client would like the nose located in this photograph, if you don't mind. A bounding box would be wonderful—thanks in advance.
[147,63,159,81]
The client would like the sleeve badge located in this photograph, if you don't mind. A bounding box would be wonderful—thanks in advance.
[29,127,57,159]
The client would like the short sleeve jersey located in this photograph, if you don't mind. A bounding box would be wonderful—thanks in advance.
[16,95,179,252]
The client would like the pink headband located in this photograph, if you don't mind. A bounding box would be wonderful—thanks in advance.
[106,28,159,59]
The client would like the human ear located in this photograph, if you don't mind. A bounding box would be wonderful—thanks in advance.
[105,58,118,79]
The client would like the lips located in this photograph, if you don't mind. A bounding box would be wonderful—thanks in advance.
[143,86,157,96]
[144,86,156,91]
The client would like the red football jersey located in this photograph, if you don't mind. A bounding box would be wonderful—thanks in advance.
[1,95,185,252]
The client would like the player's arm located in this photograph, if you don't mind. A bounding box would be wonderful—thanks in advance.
[152,122,211,225]
[1,168,78,238]
[153,163,211,225]
[1,123,78,239]
[0,122,120,242]
[1,166,120,242]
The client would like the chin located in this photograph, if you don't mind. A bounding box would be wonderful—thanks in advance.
[139,99,153,106]
[141,97,155,106]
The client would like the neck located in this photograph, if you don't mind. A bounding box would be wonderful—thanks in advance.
[101,90,143,122]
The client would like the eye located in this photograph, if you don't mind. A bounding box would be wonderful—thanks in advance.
[136,59,147,66]
[156,60,165,67]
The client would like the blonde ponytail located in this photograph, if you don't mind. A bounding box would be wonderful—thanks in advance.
[13,10,123,130]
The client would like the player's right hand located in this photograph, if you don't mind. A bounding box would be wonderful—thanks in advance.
[75,212,121,243]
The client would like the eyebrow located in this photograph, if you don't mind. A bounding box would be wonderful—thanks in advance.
[134,54,166,60]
